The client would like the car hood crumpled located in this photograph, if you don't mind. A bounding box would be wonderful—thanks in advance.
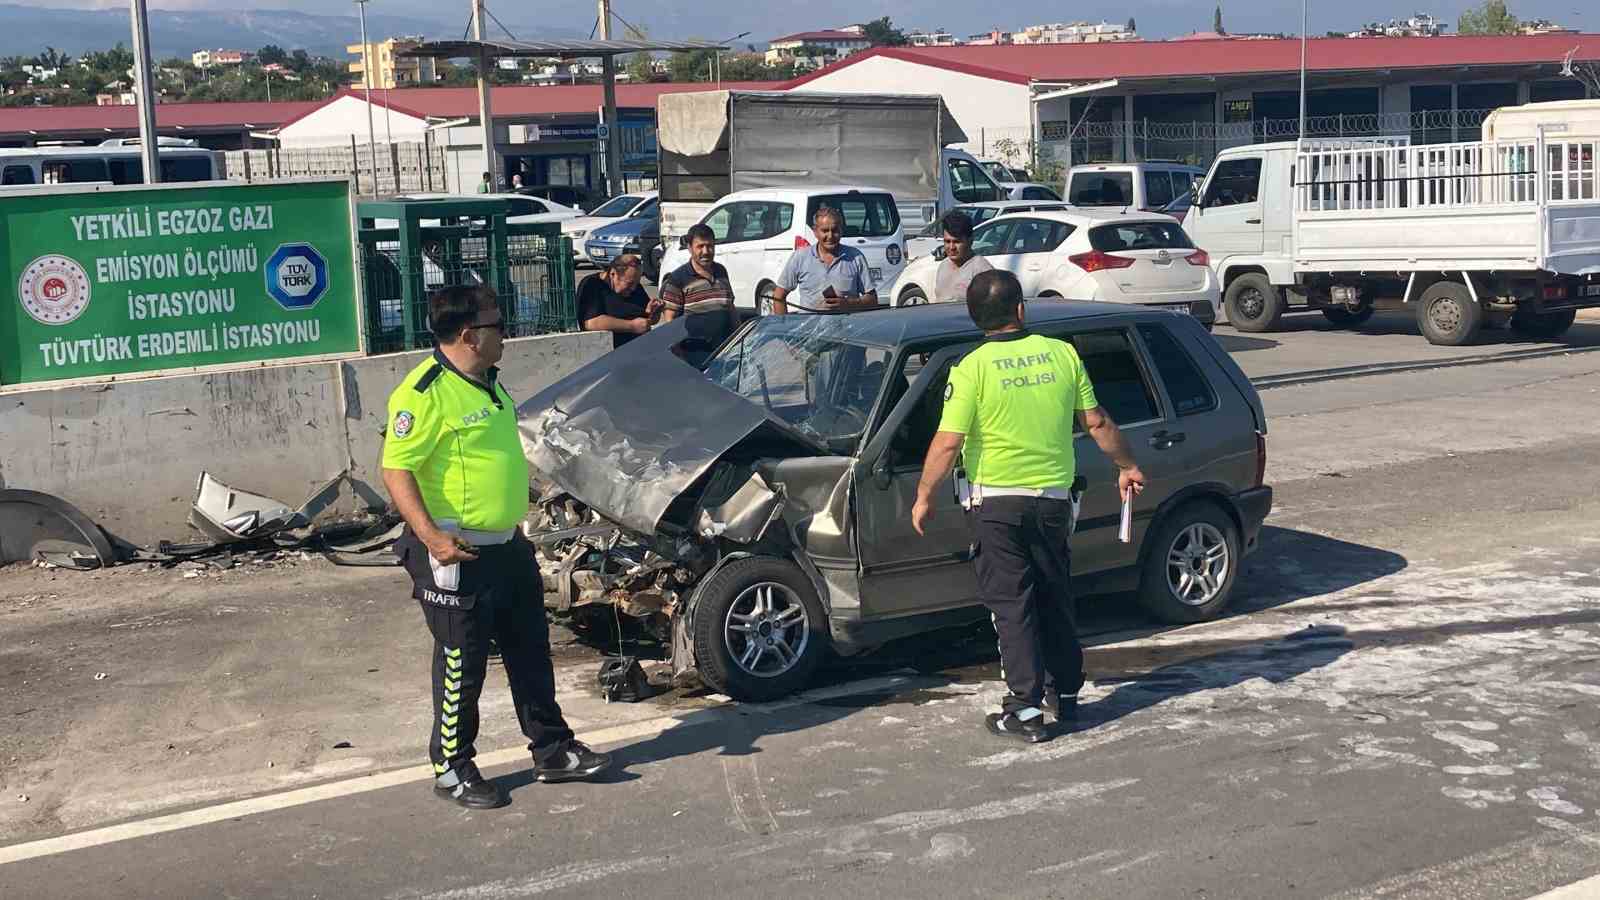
[516,319,807,537]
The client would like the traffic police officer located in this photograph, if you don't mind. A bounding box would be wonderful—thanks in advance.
[382,284,612,808]
[911,270,1147,743]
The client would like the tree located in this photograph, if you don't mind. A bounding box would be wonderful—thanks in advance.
[861,16,908,47]
[1127,17,1137,33]
[1213,4,1225,34]
[1458,0,1519,34]
[290,49,311,72]
[257,44,289,67]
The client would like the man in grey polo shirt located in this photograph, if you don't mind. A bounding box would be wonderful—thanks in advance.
[933,209,993,303]
[769,206,878,314]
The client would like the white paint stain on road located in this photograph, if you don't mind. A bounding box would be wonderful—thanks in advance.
[1432,731,1502,756]
[1527,787,1585,816]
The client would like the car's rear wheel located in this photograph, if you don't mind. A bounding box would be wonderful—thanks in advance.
[1417,280,1482,346]
[1137,502,1240,624]
[1510,306,1576,339]
[692,557,828,701]
[898,284,927,307]
[1224,273,1284,332]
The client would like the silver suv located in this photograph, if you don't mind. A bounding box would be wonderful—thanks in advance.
[1066,161,1206,216]
[521,302,1272,701]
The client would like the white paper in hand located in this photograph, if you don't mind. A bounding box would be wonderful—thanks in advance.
[1118,488,1134,544]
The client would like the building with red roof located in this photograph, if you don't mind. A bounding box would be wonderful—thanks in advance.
[784,34,1599,169]
[0,100,323,150]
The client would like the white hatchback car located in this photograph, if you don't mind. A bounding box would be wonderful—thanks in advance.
[659,186,908,313]
[885,209,1220,324]
[385,192,583,226]
[905,200,1073,259]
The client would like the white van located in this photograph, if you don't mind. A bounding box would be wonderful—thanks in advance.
[0,141,225,189]
[1064,161,1206,214]
[658,186,907,314]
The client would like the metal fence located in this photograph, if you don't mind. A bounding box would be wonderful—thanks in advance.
[359,226,577,355]
[227,138,447,196]
[975,107,1509,178]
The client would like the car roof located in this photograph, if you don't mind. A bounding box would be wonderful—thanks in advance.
[716,185,898,201]
[959,200,1066,210]
[988,208,1181,226]
[758,299,1179,348]
[1068,162,1204,173]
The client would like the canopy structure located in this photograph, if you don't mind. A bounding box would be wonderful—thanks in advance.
[399,38,730,59]
[400,37,732,195]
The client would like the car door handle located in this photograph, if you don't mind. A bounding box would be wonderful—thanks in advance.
[1245,218,1262,224]
[1149,430,1186,449]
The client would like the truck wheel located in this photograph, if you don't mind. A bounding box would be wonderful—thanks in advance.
[898,284,928,307]
[1510,307,1576,340]
[1321,304,1375,327]
[1137,502,1240,624]
[1224,274,1284,332]
[691,557,828,702]
[1416,281,1483,346]
[756,282,778,317]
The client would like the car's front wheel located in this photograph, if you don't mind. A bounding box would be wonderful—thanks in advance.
[1224,273,1285,333]
[1137,502,1240,624]
[898,284,928,307]
[692,557,828,701]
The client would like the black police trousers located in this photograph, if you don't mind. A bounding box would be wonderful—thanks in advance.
[968,496,1085,715]
[397,529,574,775]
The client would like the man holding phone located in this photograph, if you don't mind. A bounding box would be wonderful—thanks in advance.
[769,206,878,314]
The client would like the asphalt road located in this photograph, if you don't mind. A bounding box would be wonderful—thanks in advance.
[4,322,1600,899]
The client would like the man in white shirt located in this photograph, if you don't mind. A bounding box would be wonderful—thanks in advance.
[933,209,994,303]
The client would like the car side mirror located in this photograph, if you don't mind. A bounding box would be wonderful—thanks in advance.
[678,235,689,250]
[932,246,947,261]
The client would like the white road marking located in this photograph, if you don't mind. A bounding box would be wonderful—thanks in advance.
[0,672,923,868]
[1029,849,1121,875]
[1524,873,1600,900]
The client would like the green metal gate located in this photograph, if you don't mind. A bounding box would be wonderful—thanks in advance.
[356,198,577,354]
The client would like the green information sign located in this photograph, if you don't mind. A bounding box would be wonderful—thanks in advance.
[1,178,361,386]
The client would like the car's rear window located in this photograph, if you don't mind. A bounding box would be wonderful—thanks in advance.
[1068,172,1134,206]
[1088,221,1195,252]
[809,194,900,238]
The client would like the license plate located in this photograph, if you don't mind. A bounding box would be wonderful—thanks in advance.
[590,248,610,259]
[1584,284,1600,297]
[1161,302,1195,315]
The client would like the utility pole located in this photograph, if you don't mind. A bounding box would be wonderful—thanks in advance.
[473,0,498,189]
[598,0,621,197]
[355,0,379,194]
[129,0,161,182]
[1298,0,1308,141]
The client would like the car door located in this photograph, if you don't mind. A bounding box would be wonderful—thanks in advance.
[1193,155,1265,257]
[1032,324,1176,575]
[704,200,792,304]
[997,217,1074,296]
[854,343,982,619]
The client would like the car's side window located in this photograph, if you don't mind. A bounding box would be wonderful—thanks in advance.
[702,205,734,241]
[889,353,956,465]
[1137,323,1217,416]
[971,221,1014,256]
[1006,219,1073,254]
[1145,171,1176,209]
[1062,329,1162,430]
[1203,158,1263,208]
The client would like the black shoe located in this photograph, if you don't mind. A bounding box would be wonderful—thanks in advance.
[535,740,613,783]
[1043,690,1079,722]
[985,710,1049,744]
[432,762,508,809]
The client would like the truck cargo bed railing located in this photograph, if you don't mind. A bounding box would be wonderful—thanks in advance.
[1295,136,1598,213]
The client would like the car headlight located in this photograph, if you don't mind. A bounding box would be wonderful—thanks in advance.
[570,229,587,240]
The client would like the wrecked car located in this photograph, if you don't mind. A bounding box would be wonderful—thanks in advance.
[518,302,1272,701]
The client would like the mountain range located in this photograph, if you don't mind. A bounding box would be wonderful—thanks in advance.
[0,4,583,60]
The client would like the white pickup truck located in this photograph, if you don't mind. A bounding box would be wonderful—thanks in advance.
[1185,101,1600,345]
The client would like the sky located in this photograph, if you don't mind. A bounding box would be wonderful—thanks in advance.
[21,0,1599,43]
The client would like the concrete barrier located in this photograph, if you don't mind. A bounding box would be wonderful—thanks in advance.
[0,331,610,547]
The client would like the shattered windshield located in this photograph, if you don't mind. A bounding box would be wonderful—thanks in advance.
[704,324,893,450]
